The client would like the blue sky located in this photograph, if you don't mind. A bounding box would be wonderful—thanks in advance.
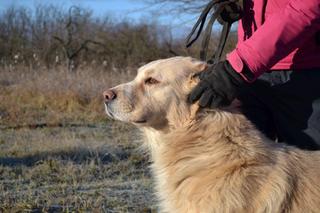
[0,0,145,13]
[0,0,152,18]
[0,0,198,35]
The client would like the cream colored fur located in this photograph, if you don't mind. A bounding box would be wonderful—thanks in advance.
[104,57,320,213]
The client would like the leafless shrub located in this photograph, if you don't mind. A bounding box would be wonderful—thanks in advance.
[0,4,237,71]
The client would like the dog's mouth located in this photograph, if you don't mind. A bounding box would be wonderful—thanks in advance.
[105,103,147,124]
[105,104,115,119]
[133,119,147,124]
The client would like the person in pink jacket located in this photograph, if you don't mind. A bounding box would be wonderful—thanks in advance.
[189,0,320,150]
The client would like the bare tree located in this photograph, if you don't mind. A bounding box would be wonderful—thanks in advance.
[0,4,204,69]
[52,6,102,72]
[142,0,208,14]
[142,0,239,60]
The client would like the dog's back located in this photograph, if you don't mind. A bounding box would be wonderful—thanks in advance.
[285,150,320,212]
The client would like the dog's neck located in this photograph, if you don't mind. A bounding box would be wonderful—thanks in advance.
[142,109,274,212]
[143,108,269,161]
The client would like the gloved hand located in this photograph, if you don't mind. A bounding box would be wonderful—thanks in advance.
[188,61,250,108]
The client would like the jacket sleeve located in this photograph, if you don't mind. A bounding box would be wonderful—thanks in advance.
[227,0,320,81]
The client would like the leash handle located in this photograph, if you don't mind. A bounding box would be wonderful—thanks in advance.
[186,0,242,63]
[211,21,231,65]
[200,2,229,61]
[185,0,220,48]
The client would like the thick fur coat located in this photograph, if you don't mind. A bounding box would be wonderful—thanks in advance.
[104,57,320,213]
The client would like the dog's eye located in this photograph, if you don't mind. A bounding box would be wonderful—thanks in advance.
[144,77,159,85]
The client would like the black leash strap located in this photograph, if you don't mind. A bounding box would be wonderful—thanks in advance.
[212,21,231,63]
[185,0,220,49]
[186,0,242,64]
[200,2,229,61]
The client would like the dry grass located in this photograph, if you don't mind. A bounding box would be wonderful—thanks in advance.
[0,65,135,126]
[0,65,156,212]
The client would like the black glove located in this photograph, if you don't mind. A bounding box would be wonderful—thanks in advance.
[188,61,250,108]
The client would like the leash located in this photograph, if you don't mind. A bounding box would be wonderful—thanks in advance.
[186,0,243,64]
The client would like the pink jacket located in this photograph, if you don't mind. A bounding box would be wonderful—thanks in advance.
[227,0,320,81]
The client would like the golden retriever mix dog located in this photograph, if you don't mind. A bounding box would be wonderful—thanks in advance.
[103,57,320,213]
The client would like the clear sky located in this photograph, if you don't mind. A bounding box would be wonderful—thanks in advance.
[0,0,200,36]
[0,0,152,18]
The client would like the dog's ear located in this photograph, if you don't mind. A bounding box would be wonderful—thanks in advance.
[188,72,200,88]
[188,60,208,84]
[183,58,208,94]
[192,60,208,73]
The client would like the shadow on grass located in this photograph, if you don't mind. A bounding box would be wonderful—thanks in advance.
[0,147,132,167]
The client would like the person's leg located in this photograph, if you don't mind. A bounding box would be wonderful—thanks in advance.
[270,69,320,150]
[239,69,320,150]
[238,73,278,141]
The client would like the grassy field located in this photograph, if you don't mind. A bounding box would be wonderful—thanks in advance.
[0,66,156,212]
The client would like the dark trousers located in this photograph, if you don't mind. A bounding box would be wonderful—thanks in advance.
[238,69,320,150]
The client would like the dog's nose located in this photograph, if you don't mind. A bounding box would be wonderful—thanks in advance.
[103,89,116,103]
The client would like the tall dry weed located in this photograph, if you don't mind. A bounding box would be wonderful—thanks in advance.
[0,65,135,126]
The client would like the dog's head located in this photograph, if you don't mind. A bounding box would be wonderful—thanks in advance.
[103,57,207,130]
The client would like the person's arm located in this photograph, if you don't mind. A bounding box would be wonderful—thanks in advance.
[228,0,320,81]
[189,0,320,108]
